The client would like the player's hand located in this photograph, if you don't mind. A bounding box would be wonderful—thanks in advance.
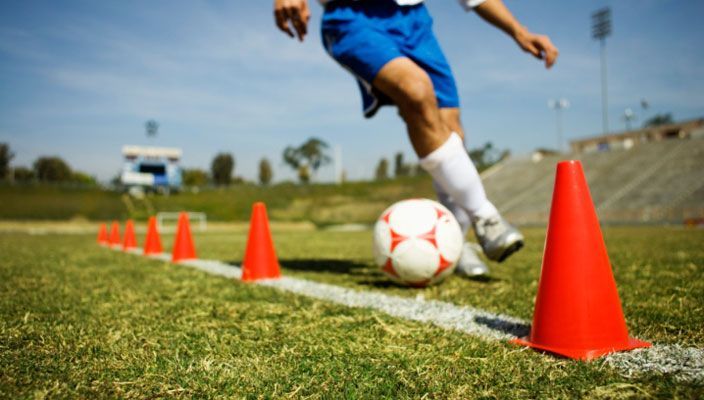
[274,0,310,42]
[514,29,559,69]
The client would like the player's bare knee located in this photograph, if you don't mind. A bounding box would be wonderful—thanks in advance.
[395,77,436,119]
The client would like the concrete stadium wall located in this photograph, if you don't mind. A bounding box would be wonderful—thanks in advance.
[482,137,704,225]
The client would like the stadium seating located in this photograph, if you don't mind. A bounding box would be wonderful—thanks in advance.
[482,137,704,224]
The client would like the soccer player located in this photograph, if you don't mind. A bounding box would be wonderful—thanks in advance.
[273,0,558,276]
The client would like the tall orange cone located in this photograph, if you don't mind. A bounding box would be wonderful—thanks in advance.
[171,212,197,262]
[143,216,163,255]
[108,221,121,248]
[97,223,109,245]
[512,160,650,360]
[241,202,281,281]
[122,219,138,250]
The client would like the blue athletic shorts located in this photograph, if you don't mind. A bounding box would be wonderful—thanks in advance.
[321,0,460,118]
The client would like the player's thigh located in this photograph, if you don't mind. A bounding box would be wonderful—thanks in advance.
[439,108,464,139]
[372,57,437,110]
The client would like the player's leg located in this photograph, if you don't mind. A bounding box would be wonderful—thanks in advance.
[373,61,497,220]
[402,5,523,262]
[373,60,522,262]
[436,107,471,234]
[435,107,489,276]
[371,57,448,158]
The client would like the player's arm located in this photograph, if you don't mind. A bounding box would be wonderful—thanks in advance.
[472,0,558,68]
[274,0,310,42]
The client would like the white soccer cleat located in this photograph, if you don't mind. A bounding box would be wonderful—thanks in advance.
[454,242,489,277]
[472,214,524,262]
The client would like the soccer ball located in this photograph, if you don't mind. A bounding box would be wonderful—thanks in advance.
[373,199,464,287]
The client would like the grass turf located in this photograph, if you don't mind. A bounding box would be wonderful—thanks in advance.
[1,227,702,398]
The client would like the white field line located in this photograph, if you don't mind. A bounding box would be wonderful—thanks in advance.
[120,251,704,384]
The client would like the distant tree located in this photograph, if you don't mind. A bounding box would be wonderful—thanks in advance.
[258,158,273,185]
[71,171,97,185]
[468,142,509,172]
[211,153,235,186]
[183,168,209,187]
[643,113,674,128]
[13,166,34,182]
[33,156,72,182]
[375,158,389,180]
[145,119,159,138]
[0,143,14,180]
[394,152,410,178]
[282,137,331,183]
[409,164,427,177]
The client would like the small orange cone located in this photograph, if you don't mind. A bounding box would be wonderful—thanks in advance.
[242,202,281,281]
[512,160,650,360]
[172,212,197,262]
[108,221,121,248]
[122,219,138,250]
[97,223,109,245]
[143,216,163,255]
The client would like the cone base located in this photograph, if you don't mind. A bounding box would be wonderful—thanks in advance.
[241,267,280,282]
[173,256,197,263]
[511,336,651,360]
[241,276,281,282]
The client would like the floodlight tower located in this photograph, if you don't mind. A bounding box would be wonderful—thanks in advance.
[623,108,636,131]
[640,98,650,126]
[548,98,570,152]
[591,7,612,135]
[145,119,159,140]
[334,145,343,185]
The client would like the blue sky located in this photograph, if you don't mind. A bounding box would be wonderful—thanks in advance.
[1,0,703,182]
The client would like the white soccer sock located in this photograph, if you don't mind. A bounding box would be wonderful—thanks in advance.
[433,179,471,236]
[420,132,498,221]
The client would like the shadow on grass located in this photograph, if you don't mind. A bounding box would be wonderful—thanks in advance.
[227,258,499,290]
[462,274,501,283]
[279,258,371,274]
[474,315,530,338]
[227,258,372,275]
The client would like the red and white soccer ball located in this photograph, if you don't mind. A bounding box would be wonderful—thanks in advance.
[373,199,463,287]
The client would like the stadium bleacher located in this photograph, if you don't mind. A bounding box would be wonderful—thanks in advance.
[482,137,704,224]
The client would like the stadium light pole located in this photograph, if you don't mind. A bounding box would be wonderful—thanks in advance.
[592,7,612,135]
[334,145,343,185]
[548,98,570,152]
[640,98,650,127]
[623,107,636,131]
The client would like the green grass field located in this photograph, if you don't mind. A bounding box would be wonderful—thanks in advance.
[0,178,435,225]
[1,226,703,398]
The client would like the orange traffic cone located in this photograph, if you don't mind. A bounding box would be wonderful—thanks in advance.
[108,221,121,248]
[122,219,138,250]
[143,216,163,255]
[242,202,281,281]
[172,212,197,262]
[512,160,650,360]
[97,223,109,245]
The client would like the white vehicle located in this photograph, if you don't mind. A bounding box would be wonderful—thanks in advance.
[120,145,182,193]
